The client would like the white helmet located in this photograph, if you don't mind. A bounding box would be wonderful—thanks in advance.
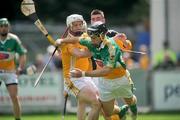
[66,14,87,31]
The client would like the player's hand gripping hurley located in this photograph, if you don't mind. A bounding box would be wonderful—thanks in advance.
[21,0,57,87]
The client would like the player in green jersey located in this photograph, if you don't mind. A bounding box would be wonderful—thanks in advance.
[55,22,138,120]
[0,18,27,120]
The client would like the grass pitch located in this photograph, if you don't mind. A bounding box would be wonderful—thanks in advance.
[0,113,180,120]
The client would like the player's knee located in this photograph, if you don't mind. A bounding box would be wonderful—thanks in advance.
[91,99,101,110]
[10,95,19,103]
[124,95,137,105]
[94,100,101,109]
[128,95,137,105]
[132,95,137,104]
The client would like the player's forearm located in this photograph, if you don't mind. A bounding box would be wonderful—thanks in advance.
[62,37,79,44]
[84,66,112,77]
[18,54,26,70]
[56,37,80,46]
[73,49,92,58]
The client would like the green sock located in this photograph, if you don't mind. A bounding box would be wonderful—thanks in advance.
[129,104,137,115]
[118,105,129,118]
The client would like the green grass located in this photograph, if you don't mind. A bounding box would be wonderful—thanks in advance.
[0,113,180,120]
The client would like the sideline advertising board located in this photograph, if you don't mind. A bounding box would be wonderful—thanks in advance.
[0,72,63,113]
[152,70,180,111]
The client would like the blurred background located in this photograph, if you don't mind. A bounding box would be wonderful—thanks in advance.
[0,0,180,117]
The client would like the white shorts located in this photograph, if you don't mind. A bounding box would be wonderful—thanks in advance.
[64,77,98,96]
[98,76,133,102]
[91,77,99,87]
[0,73,18,85]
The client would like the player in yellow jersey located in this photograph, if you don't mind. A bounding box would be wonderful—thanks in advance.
[55,22,138,120]
[0,18,27,120]
[59,14,101,120]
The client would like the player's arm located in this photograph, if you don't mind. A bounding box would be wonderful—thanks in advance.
[64,37,92,58]
[15,36,27,75]
[85,66,112,77]
[17,54,27,75]
[56,33,91,47]
[71,48,92,58]
[70,66,113,78]
[55,37,80,45]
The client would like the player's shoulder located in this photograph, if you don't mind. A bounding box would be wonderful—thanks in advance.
[104,36,116,46]
[8,33,19,39]
[79,33,91,44]
[80,33,90,39]
[7,33,21,43]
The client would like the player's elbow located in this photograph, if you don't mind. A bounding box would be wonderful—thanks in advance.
[75,53,84,58]
[73,51,91,58]
[101,67,112,75]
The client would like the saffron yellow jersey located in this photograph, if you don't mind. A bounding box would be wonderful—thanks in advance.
[60,33,92,80]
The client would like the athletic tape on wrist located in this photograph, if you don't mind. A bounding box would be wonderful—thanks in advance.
[82,71,86,77]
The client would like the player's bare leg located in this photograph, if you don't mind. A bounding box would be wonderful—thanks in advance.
[7,84,21,120]
[77,101,86,120]
[77,86,101,120]
[101,99,115,120]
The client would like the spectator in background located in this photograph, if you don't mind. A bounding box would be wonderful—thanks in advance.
[123,52,136,70]
[153,41,177,70]
[138,44,150,71]
[177,52,180,67]
[34,45,62,73]
[134,18,151,62]
[34,53,44,72]
[45,45,62,70]
[53,50,63,69]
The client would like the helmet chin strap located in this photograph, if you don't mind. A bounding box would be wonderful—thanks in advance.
[99,33,106,41]
[69,30,83,37]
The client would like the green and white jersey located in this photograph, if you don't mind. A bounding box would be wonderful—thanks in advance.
[0,33,27,70]
[79,35,126,69]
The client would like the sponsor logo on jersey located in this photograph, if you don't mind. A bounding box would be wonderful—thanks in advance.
[0,51,14,61]
[0,53,9,60]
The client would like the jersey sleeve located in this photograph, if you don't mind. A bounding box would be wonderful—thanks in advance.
[15,36,27,55]
[79,35,92,49]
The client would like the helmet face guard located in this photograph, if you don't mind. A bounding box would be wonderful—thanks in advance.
[87,22,107,38]
[66,14,87,36]
[87,27,100,38]
[66,14,86,30]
